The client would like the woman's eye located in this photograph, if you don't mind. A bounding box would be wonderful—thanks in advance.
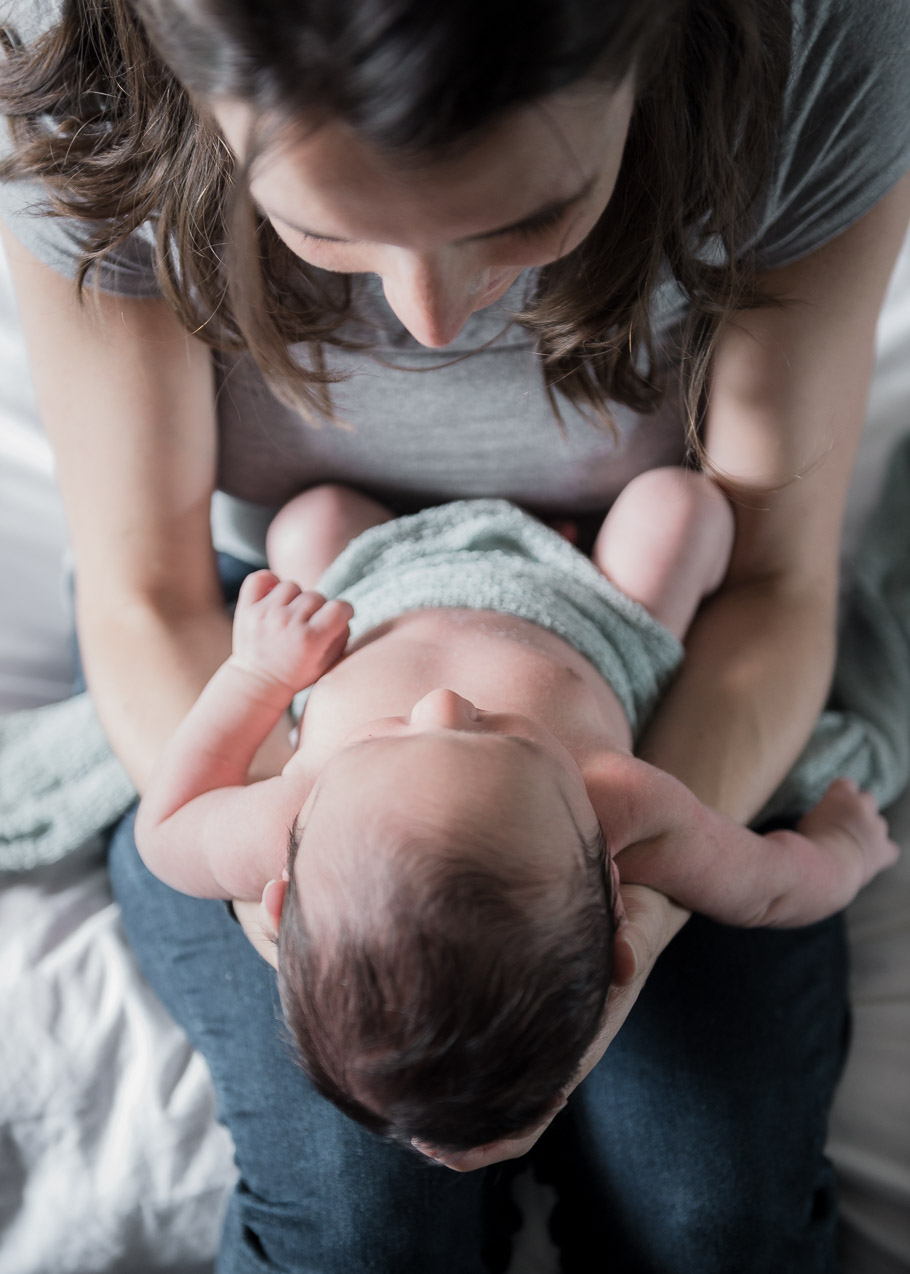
[300,231,352,246]
[298,219,567,247]
[509,209,567,242]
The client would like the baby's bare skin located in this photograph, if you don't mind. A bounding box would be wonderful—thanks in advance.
[292,607,632,777]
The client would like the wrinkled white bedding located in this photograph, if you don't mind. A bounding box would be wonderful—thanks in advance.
[0,853,235,1274]
[1,235,909,1274]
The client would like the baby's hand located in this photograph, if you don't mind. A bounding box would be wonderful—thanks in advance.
[231,569,354,693]
[796,778,899,888]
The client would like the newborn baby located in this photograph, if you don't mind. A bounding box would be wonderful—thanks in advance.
[136,469,897,1153]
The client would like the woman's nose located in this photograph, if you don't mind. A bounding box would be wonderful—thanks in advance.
[381,251,480,348]
[408,688,479,730]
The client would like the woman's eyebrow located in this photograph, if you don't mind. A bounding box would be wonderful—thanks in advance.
[264,177,596,245]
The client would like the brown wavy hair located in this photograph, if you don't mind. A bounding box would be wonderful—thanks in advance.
[0,0,792,435]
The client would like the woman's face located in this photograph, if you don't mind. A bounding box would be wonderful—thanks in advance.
[212,79,635,348]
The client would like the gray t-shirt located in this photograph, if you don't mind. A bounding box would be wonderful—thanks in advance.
[3,0,910,561]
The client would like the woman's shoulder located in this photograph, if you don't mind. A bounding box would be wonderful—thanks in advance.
[787,0,909,106]
[0,0,62,43]
[792,0,907,53]
[0,0,162,297]
[746,0,910,270]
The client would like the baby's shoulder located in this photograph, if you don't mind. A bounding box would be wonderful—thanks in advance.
[581,749,656,846]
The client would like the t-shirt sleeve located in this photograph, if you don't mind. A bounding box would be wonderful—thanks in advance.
[0,172,164,296]
[745,0,910,270]
[0,0,162,297]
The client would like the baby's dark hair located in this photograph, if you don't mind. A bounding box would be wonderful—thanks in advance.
[275,804,614,1153]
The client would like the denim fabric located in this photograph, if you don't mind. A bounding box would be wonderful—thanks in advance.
[106,553,849,1273]
[534,914,848,1273]
[108,808,520,1274]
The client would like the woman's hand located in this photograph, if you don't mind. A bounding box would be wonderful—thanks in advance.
[412,883,688,1172]
[231,570,354,695]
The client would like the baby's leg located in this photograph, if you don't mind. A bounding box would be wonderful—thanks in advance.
[593,468,734,641]
[266,484,394,589]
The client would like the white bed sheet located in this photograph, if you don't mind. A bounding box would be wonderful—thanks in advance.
[0,852,235,1274]
[1,231,909,1273]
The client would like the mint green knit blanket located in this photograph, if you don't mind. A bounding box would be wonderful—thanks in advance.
[313,498,684,739]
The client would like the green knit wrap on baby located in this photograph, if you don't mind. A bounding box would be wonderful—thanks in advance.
[312,498,684,740]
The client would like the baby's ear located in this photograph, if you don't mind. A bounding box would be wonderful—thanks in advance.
[260,870,289,939]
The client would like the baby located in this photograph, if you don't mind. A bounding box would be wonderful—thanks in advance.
[136,469,897,1154]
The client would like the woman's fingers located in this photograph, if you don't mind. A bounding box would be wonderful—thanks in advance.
[412,1102,565,1173]
[612,883,688,989]
[567,886,689,1090]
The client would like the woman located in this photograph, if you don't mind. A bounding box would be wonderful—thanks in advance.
[1,1,908,1269]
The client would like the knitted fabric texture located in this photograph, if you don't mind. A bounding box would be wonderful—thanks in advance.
[310,498,684,738]
[0,693,135,873]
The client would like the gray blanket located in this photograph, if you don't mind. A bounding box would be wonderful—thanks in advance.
[0,692,135,873]
[309,498,684,736]
[4,437,910,873]
[761,434,910,822]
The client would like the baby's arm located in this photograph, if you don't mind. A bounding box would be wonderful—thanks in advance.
[135,570,353,900]
[590,754,898,927]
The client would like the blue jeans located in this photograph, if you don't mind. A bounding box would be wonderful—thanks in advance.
[106,555,849,1273]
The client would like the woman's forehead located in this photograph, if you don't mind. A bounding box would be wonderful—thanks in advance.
[213,78,634,245]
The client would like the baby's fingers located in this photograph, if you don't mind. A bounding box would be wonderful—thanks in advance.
[306,597,354,631]
[236,569,281,609]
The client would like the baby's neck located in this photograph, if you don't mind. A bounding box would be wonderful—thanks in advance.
[291,607,633,777]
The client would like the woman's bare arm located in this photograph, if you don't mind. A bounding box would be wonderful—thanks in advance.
[576,168,910,1035]
[641,170,910,821]
[1,225,290,790]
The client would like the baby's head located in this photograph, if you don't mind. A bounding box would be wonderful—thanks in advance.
[273,695,617,1153]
